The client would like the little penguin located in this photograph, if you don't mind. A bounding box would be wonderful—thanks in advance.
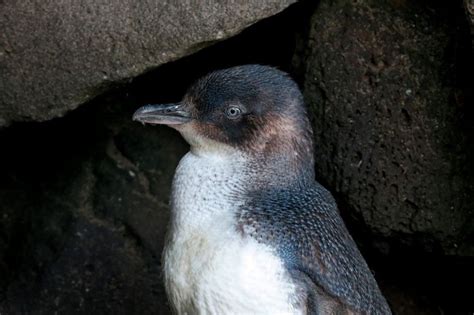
[133,65,391,315]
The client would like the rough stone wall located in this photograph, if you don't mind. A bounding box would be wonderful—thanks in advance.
[296,0,474,256]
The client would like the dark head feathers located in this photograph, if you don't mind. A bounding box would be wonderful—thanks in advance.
[183,65,314,167]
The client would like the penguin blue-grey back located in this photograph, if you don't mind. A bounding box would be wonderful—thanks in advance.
[133,65,391,314]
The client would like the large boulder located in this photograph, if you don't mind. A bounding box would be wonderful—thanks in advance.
[296,0,473,255]
[0,0,295,127]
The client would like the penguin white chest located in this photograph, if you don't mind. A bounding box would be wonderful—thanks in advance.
[163,152,302,315]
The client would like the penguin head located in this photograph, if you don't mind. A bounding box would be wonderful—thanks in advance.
[134,65,313,161]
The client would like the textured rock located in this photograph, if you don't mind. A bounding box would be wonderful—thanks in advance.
[296,0,474,255]
[0,99,188,314]
[0,0,295,126]
[465,0,474,47]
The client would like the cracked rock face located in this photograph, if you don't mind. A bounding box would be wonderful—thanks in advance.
[0,0,295,126]
[296,0,474,255]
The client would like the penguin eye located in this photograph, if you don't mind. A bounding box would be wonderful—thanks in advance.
[225,106,242,119]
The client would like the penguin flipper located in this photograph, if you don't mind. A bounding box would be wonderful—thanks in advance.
[239,185,391,314]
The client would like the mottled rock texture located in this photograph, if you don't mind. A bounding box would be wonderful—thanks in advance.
[0,0,295,126]
[296,0,474,256]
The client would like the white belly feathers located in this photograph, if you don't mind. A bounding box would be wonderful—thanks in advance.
[163,151,302,315]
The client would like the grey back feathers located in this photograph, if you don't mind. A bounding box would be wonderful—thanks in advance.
[239,181,391,314]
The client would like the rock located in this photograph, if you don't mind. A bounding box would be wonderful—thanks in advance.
[465,0,474,48]
[0,96,188,314]
[5,217,169,315]
[0,0,295,126]
[296,0,474,255]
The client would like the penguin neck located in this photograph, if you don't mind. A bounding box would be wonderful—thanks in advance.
[170,148,313,235]
[252,151,315,188]
[188,145,315,192]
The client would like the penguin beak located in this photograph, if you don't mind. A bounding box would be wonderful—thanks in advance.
[133,103,192,125]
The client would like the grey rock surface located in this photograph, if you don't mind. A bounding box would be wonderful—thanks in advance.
[0,0,295,126]
[296,0,474,256]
